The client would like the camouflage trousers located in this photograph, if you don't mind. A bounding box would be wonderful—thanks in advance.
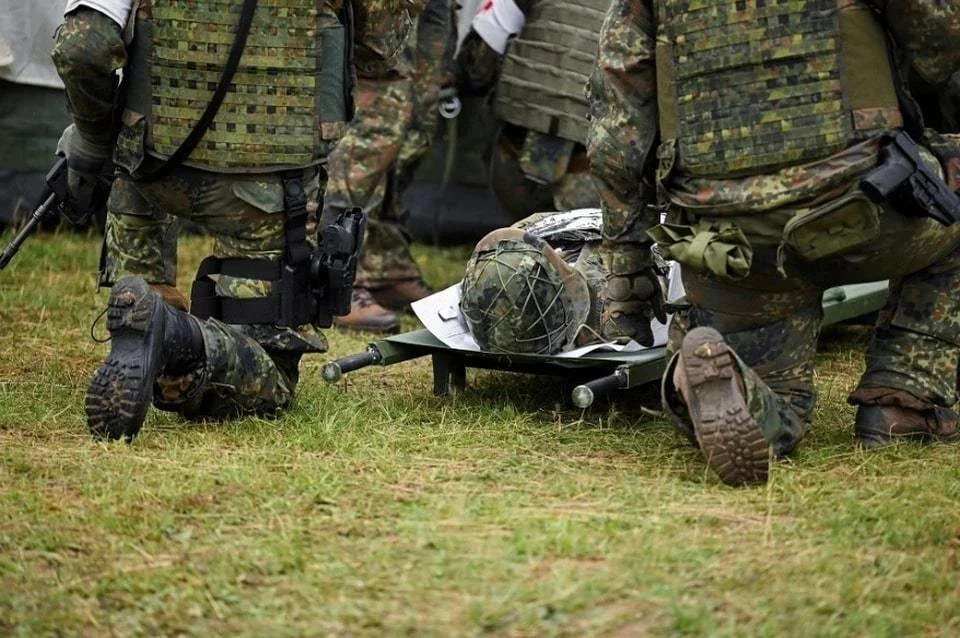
[662,202,960,456]
[104,163,328,419]
[350,0,452,288]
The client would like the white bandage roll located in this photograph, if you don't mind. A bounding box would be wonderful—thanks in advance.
[471,0,526,55]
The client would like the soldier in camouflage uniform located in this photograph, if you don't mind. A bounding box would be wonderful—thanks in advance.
[52,0,416,440]
[327,0,453,332]
[588,0,960,486]
[455,0,604,221]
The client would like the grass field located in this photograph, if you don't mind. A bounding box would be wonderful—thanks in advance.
[1,230,958,636]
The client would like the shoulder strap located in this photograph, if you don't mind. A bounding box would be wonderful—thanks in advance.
[137,0,259,182]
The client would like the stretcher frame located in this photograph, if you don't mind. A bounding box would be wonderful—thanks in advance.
[322,282,890,408]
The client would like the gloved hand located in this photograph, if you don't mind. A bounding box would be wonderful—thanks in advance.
[56,125,113,226]
[600,266,668,347]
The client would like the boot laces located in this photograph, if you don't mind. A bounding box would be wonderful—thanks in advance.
[89,307,111,344]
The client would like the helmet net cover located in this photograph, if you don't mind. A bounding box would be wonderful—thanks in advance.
[460,235,579,355]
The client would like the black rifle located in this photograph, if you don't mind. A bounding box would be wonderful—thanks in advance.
[0,155,112,270]
[310,207,366,326]
[860,130,960,226]
[0,158,69,270]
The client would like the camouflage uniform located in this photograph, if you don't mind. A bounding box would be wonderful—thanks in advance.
[588,0,960,475]
[53,0,415,424]
[325,0,452,292]
[456,0,604,220]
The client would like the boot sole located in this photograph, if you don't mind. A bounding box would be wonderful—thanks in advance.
[86,279,162,441]
[681,327,771,487]
[856,429,960,450]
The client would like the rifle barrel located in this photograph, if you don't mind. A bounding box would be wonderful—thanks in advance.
[0,191,58,270]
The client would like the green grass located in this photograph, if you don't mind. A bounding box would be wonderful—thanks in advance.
[1,231,958,636]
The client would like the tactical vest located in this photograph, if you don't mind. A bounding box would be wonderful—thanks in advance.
[120,0,350,172]
[495,0,608,145]
[655,0,903,178]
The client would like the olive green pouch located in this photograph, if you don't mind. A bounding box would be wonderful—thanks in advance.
[113,109,147,175]
[782,191,880,261]
[648,220,753,281]
[319,24,348,141]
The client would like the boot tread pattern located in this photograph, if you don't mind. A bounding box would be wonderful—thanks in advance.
[85,278,161,442]
[86,359,148,441]
[683,327,771,487]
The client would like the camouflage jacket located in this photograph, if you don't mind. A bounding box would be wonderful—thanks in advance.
[585,0,960,233]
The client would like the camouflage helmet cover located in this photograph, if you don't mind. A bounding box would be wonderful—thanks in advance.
[460,228,591,355]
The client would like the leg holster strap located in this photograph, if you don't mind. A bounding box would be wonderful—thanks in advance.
[189,170,315,327]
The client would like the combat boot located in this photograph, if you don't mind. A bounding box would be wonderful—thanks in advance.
[855,405,960,449]
[332,287,401,333]
[86,276,205,441]
[370,278,432,311]
[674,327,771,487]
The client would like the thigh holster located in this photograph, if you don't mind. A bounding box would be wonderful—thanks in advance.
[190,171,314,327]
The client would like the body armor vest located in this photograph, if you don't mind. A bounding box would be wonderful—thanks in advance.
[121,0,349,172]
[655,0,902,178]
[495,0,608,145]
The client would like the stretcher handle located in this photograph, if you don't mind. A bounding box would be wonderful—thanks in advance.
[321,346,383,383]
[571,369,627,409]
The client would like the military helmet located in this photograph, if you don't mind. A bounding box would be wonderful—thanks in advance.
[460,228,591,355]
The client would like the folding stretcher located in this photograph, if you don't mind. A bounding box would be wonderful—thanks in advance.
[323,282,889,408]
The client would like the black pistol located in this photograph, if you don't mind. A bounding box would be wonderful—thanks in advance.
[311,207,366,327]
[860,130,960,226]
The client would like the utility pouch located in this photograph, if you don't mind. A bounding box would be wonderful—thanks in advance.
[782,191,880,261]
[319,24,348,140]
[648,220,753,281]
[113,109,147,175]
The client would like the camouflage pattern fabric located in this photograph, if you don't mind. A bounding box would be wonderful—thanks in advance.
[53,0,413,420]
[590,0,960,452]
[104,161,327,413]
[398,0,452,170]
[584,0,661,343]
[105,163,328,352]
[875,1,960,87]
[655,1,901,178]
[325,75,420,288]
[50,8,126,152]
[456,30,504,96]
[664,208,960,455]
[327,0,451,289]
[154,318,302,420]
[460,212,605,354]
[134,0,348,170]
[460,231,590,355]
[489,126,600,220]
